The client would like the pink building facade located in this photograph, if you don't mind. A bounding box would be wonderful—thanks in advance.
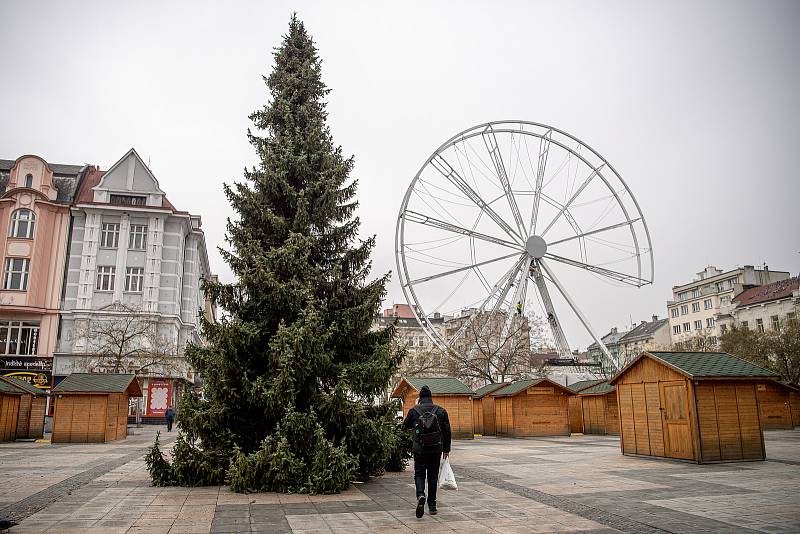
[0,156,85,398]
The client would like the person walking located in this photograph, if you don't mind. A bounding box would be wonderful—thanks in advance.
[403,385,451,518]
[165,405,175,432]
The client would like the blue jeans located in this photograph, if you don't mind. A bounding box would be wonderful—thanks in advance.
[413,452,441,506]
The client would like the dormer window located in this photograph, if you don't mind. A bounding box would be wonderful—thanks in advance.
[24,174,33,188]
[110,194,146,206]
[10,209,35,239]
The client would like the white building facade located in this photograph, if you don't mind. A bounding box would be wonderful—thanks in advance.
[666,265,789,347]
[716,277,799,334]
[53,149,214,417]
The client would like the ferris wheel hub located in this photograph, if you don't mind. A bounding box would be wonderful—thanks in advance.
[525,235,547,259]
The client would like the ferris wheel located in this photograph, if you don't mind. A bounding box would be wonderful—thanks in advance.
[395,121,653,371]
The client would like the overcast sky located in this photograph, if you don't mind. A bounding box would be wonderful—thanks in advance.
[1,1,798,349]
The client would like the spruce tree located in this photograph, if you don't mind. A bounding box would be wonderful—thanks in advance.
[147,15,405,493]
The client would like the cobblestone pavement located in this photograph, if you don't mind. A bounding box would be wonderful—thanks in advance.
[1,427,798,533]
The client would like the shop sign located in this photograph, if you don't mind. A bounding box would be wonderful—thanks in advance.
[2,369,52,389]
[147,381,172,415]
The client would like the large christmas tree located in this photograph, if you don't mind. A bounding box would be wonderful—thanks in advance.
[146,15,406,494]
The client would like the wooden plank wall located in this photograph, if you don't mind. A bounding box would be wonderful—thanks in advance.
[756,382,793,430]
[117,394,129,439]
[401,392,474,439]
[508,389,570,437]
[791,391,800,428]
[28,397,46,439]
[696,382,765,462]
[16,394,32,438]
[472,399,483,434]
[569,396,583,433]
[606,393,620,435]
[482,396,498,436]
[495,396,513,436]
[580,394,618,435]
[53,394,113,443]
[0,394,20,442]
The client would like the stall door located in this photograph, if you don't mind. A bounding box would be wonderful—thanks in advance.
[660,381,693,460]
[0,394,20,442]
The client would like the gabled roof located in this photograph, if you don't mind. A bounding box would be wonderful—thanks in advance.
[568,379,605,393]
[53,373,143,396]
[0,379,24,395]
[619,319,669,343]
[734,277,799,307]
[610,351,779,384]
[391,377,473,398]
[493,377,573,397]
[578,382,615,395]
[588,328,628,350]
[0,376,45,396]
[473,382,509,399]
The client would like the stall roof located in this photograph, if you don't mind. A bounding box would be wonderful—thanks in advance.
[392,377,474,397]
[610,351,780,384]
[578,382,615,395]
[53,373,143,396]
[0,379,24,395]
[0,376,44,396]
[493,377,573,397]
[568,379,606,393]
[473,382,509,399]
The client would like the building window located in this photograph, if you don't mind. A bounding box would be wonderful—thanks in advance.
[24,174,33,188]
[3,258,30,290]
[716,282,725,292]
[418,336,424,347]
[680,305,688,315]
[704,299,713,310]
[671,308,679,318]
[756,318,764,333]
[770,315,779,330]
[683,322,690,332]
[741,321,749,330]
[100,223,120,248]
[728,278,737,289]
[673,325,681,335]
[694,320,702,330]
[125,267,144,292]
[720,324,728,334]
[679,292,688,302]
[706,318,715,328]
[129,225,148,250]
[9,209,35,239]
[710,336,718,345]
[692,302,701,313]
[692,289,700,298]
[788,312,797,326]
[96,266,116,291]
[0,321,39,355]
[110,194,147,206]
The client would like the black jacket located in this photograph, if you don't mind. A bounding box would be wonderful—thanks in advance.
[402,400,452,454]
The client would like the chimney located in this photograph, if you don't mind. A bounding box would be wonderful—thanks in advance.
[652,315,658,322]
[611,327,617,334]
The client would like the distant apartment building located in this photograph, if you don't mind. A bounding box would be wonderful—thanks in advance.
[0,156,87,404]
[587,326,628,370]
[53,149,214,417]
[382,303,418,318]
[667,265,790,347]
[716,277,799,334]
[374,311,447,376]
[617,316,671,365]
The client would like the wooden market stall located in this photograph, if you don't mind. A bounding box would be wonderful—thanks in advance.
[610,351,779,463]
[52,374,143,443]
[0,376,47,439]
[575,382,620,436]
[472,382,508,436]
[787,382,800,428]
[568,379,606,433]
[392,377,474,439]
[0,378,23,442]
[492,378,572,437]
[756,381,798,430]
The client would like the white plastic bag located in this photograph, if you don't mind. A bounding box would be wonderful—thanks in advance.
[438,458,457,490]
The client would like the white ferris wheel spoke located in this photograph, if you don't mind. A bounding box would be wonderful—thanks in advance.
[481,125,526,237]
[544,252,648,286]
[430,154,524,244]
[540,163,607,237]
[406,251,521,287]
[538,258,618,370]
[529,129,552,236]
[547,218,642,247]
[404,210,521,250]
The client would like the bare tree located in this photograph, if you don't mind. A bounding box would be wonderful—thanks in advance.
[75,304,183,376]
[672,330,718,352]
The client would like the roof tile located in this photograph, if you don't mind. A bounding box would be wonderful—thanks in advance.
[645,351,779,379]
[53,373,142,395]
[401,377,474,395]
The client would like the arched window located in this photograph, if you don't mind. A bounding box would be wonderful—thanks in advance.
[10,209,35,239]
[24,174,33,188]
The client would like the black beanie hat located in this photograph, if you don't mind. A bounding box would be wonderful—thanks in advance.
[419,385,432,399]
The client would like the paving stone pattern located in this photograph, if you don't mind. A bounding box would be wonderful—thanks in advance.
[0,426,798,533]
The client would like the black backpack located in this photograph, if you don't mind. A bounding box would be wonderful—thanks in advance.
[413,404,443,449]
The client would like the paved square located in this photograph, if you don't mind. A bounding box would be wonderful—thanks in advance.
[1,427,798,533]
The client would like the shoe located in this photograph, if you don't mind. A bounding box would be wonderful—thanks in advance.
[429,505,437,515]
[415,496,426,518]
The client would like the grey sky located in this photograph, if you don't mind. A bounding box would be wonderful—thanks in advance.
[1,0,798,349]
